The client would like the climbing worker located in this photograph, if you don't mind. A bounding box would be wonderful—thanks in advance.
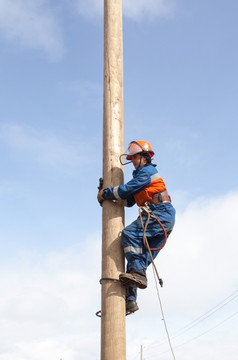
[97,140,175,315]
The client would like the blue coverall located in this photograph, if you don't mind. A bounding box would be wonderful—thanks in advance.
[103,164,176,302]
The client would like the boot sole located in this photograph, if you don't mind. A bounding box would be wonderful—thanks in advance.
[119,274,147,289]
[126,307,139,316]
[126,304,139,315]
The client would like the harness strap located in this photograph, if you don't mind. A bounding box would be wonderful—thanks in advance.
[139,205,168,287]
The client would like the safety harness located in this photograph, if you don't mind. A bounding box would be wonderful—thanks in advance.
[139,202,168,287]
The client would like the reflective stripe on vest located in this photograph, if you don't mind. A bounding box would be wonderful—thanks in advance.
[150,173,160,182]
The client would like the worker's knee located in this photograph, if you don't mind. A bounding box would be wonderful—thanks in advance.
[121,227,136,249]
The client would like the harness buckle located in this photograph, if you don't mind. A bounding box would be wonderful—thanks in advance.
[141,202,152,215]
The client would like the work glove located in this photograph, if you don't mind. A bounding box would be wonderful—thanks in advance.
[97,189,104,206]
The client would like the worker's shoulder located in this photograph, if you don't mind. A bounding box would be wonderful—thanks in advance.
[137,164,158,176]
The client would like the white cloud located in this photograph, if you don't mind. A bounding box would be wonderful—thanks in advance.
[0,192,237,359]
[0,234,101,360]
[0,0,64,61]
[0,123,86,169]
[164,192,238,311]
[73,0,175,21]
[127,191,238,359]
[137,192,238,320]
[0,0,175,61]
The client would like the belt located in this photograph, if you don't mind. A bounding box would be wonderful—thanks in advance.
[148,190,171,206]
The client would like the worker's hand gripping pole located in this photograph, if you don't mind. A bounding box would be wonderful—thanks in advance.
[98,177,104,191]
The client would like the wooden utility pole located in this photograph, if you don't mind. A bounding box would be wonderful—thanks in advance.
[101,0,125,360]
[140,345,143,360]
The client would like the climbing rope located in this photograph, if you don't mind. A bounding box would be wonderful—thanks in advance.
[139,205,168,287]
[139,205,176,360]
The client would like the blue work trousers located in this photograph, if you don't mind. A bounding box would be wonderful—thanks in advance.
[122,203,175,302]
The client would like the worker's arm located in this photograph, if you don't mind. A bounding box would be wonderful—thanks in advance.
[97,188,135,207]
[102,167,151,201]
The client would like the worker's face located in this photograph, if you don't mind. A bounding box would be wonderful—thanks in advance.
[131,153,146,169]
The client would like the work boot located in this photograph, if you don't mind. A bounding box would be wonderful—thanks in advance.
[119,269,147,289]
[126,300,139,315]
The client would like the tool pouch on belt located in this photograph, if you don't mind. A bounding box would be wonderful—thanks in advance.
[149,190,171,205]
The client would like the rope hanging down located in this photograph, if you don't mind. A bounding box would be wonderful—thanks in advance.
[139,205,176,360]
[139,205,168,287]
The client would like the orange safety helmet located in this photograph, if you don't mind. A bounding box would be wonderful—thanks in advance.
[120,140,154,165]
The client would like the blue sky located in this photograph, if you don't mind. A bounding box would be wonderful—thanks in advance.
[0,0,238,359]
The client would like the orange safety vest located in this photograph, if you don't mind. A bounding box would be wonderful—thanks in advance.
[134,173,166,206]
